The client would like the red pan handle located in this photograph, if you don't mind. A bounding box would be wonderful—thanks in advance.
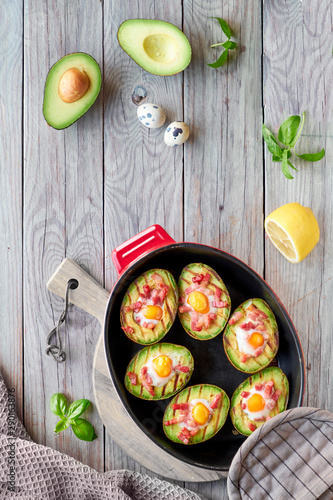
[111,225,176,275]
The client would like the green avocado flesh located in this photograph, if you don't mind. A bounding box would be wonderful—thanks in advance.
[230,367,289,436]
[120,269,178,345]
[178,263,231,340]
[43,53,101,130]
[125,343,193,401]
[163,384,230,445]
[117,19,192,76]
[223,299,279,373]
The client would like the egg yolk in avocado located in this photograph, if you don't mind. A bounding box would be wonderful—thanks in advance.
[247,393,265,412]
[192,402,210,425]
[248,332,265,349]
[152,355,173,377]
[142,305,163,320]
[187,291,210,314]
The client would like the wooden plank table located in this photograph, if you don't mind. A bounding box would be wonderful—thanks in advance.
[1,0,332,498]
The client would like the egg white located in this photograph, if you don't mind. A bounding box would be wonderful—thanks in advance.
[235,325,267,357]
[143,353,180,387]
[181,398,212,430]
[242,387,272,421]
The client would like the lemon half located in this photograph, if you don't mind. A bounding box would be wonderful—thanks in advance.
[265,202,320,263]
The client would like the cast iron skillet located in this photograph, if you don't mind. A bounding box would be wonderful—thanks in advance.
[104,229,305,471]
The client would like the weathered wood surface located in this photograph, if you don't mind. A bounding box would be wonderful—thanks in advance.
[0,0,332,499]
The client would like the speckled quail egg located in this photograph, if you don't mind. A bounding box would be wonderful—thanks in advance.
[164,121,190,146]
[137,103,166,129]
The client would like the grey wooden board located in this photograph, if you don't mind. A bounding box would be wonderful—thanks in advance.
[0,0,332,499]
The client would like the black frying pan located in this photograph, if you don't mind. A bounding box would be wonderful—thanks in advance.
[104,225,305,471]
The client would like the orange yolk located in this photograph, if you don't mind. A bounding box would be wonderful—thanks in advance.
[142,305,163,320]
[187,291,210,314]
[247,393,265,412]
[248,332,265,349]
[152,355,173,378]
[192,402,210,425]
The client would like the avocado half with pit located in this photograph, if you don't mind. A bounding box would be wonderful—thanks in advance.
[223,298,279,373]
[163,384,230,445]
[178,263,231,340]
[120,269,178,345]
[230,366,289,436]
[117,19,191,76]
[125,343,193,401]
[43,52,101,129]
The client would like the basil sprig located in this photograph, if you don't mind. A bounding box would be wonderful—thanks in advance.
[207,17,237,68]
[50,393,97,442]
[262,112,325,179]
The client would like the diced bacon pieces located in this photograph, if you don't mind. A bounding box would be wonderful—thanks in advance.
[177,431,189,444]
[174,364,190,373]
[142,321,155,329]
[151,273,164,284]
[240,321,257,330]
[229,311,244,325]
[266,400,276,411]
[164,415,187,426]
[121,326,134,334]
[185,283,199,294]
[210,393,221,409]
[201,273,211,285]
[124,301,142,312]
[172,403,190,411]
[247,304,268,320]
[241,391,250,398]
[158,284,169,302]
[212,300,229,308]
[263,380,274,399]
[214,287,222,300]
[139,367,155,397]
[240,354,248,363]
[192,274,204,283]
[126,371,137,386]
[190,312,202,332]
[179,295,185,304]
[179,305,192,313]
[248,422,256,432]
[255,323,267,332]
[255,383,263,391]
[204,315,211,329]
[272,389,282,402]
[253,417,265,422]
[143,285,150,297]
[241,402,247,410]
[254,346,265,357]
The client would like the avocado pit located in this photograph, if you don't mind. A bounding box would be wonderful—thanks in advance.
[58,67,90,103]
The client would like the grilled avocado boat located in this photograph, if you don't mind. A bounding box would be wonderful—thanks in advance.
[125,343,194,401]
[230,366,289,436]
[120,269,178,345]
[163,384,230,444]
[223,298,279,373]
[178,263,231,340]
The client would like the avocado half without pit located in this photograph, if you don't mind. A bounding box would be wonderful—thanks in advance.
[43,53,101,129]
[117,19,192,76]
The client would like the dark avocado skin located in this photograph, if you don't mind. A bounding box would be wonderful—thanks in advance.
[124,343,194,401]
[120,269,178,345]
[178,263,231,340]
[223,298,279,373]
[163,384,230,444]
[230,367,289,436]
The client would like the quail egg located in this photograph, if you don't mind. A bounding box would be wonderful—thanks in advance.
[164,121,190,146]
[137,103,166,129]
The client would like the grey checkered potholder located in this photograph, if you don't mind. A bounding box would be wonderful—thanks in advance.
[227,407,333,500]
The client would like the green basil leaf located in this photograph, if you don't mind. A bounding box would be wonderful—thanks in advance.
[281,150,294,179]
[71,418,97,442]
[288,161,298,171]
[295,148,325,162]
[222,40,237,50]
[211,17,231,39]
[278,115,301,146]
[207,49,228,68]
[262,124,283,158]
[67,399,91,420]
[54,418,69,434]
[50,393,68,418]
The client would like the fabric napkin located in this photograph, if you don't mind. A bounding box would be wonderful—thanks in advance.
[227,406,333,500]
[0,372,206,500]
